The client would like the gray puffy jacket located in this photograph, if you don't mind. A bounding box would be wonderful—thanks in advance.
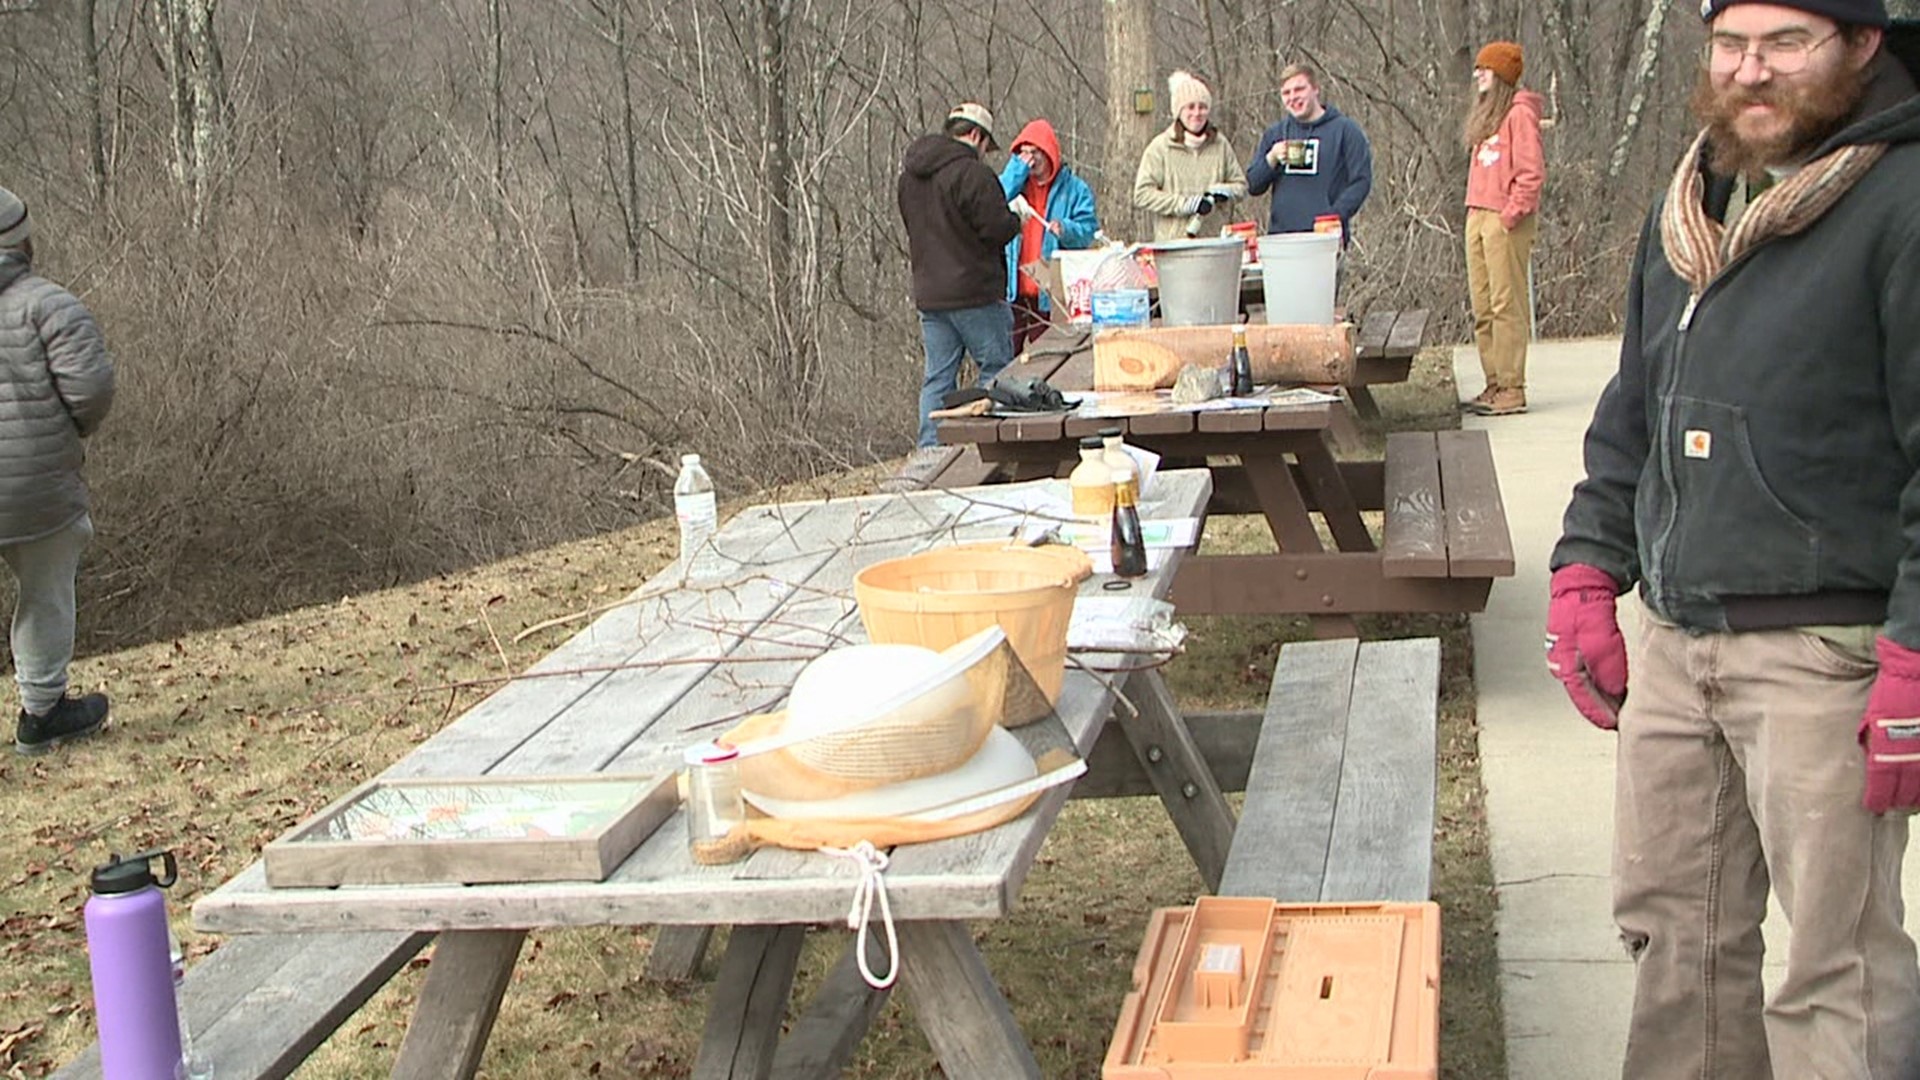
[0,250,113,544]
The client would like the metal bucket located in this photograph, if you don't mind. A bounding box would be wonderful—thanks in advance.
[1150,237,1244,326]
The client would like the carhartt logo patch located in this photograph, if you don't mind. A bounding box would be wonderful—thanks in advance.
[1684,430,1711,459]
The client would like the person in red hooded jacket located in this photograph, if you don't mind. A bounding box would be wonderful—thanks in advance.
[1460,41,1545,417]
[997,119,1100,356]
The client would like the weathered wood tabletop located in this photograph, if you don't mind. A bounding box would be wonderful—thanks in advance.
[194,470,1223,1079]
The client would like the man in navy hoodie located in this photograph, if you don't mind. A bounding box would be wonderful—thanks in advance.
[1245,64,1373,243]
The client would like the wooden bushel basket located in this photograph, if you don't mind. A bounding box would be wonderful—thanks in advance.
[854,543,1092,726]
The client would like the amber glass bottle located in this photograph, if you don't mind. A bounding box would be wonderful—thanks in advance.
[1110,469,1148,578]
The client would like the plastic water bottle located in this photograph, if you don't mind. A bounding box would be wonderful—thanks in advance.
[673,453,718,581]
[84,849,184,1079]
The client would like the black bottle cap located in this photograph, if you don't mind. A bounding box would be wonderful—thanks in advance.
[90,849,178,895]
[1098,426,1123,438]
[1078,435,1104,449]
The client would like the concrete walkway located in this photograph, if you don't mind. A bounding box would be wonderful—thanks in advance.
[1458,339,1920,1078]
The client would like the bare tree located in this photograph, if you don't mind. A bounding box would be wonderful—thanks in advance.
[150,0,230,229]
[1102,0,1156,239]
[78,0,108,205]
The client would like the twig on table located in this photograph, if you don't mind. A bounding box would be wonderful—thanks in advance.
[1068,654,1141,720]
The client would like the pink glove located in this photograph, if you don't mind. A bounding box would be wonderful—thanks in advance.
[1545,564,1628,730]
[1861,636,1920,814]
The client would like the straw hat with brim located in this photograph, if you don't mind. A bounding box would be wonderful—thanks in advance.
[727,625,1010,802]
[743,724,1035,821]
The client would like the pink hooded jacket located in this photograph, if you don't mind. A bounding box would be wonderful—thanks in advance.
[1465,89,1545,230]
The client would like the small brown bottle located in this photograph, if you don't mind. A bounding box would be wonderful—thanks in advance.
[1230,323,1254,396]
[1110,468,1148,579]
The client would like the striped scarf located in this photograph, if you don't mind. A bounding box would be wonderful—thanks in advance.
[1659,128,1886,292]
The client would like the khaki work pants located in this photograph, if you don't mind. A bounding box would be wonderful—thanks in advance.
[1464,208,1534,391]
[1615,612,1920,1079]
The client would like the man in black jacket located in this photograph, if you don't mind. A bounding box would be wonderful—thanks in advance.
[898,103,1021,448]
[1548,1,1920,1074]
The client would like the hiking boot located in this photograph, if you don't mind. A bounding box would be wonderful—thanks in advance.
[1462,384,1501,414]
[16,693,109,756]
[1480,387,1528,416]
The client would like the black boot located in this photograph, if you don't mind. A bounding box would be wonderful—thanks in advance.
[16,693,109,756]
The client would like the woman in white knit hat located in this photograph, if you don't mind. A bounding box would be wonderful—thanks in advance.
[1132,71,1248,242]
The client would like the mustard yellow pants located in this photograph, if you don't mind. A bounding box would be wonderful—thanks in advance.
[1464,208,1535,391]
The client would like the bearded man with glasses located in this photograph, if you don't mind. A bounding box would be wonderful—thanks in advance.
[1549,0,1920,1075]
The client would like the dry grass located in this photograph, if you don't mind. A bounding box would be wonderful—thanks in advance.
[0,348,1504,1079]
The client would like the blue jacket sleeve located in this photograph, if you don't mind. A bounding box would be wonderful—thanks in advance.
[999,157,1030,200]
[1245,124,1283,197]
[1050,173,1100,249]
[1331,122,1373,223]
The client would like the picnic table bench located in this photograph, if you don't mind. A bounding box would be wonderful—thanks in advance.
[1075,635,1442,902]
[1223,636,1440,902]
[58,471,1241,1080]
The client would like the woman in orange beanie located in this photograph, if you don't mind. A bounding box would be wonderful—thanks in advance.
[1460,40,1545,416]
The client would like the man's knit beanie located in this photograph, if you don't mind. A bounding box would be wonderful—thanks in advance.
[1475,42,1524,86]
[0,187,27,249]
[1168,71,1212,117]
[1699,0,1888,27]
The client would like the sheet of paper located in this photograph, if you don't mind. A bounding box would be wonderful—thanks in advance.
[940,487,1075,529]
[1052,517,1200,550]
[1067,594,1186,652]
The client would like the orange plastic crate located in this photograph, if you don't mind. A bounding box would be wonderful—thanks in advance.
[1104,897,1441,1079]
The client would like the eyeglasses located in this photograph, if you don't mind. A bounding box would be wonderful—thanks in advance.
[1704,29,1838,74]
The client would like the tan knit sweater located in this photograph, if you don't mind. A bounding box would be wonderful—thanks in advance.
[1133,124,1249,242]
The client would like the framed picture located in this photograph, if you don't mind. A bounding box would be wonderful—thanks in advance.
[263,773,678,887]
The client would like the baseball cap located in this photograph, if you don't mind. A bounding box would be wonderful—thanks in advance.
[946,102,999,151]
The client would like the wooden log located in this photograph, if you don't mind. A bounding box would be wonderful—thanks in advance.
[1092,323,1356,391]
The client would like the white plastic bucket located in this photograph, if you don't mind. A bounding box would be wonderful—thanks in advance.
[1150,238,1244,326]
[1256,232,1338,325]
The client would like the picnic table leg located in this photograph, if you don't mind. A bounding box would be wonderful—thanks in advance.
[769,934,895,1078]
[1115,669,1236,891]
[1347,385,1383,421]
[1002,458,1066,483]
[895,920,1042,1079]
[693,924,808,1080]
[391,929,527,1080]
[646,924,714,981]
[1242,446,1366,637]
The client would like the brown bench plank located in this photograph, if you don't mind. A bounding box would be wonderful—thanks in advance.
[881,446,963,493]
[1384,308,1431,359]
[928,444,998,489]
[1354,310,1396,362]
[1382,431,1448,578]
[936,416,1001,445]
[1438,430,1516,577]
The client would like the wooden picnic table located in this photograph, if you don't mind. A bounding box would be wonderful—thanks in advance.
[191,470,1232,1080]
[936,346,1513,634]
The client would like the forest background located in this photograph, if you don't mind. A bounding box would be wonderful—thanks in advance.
[5,0,1913,648]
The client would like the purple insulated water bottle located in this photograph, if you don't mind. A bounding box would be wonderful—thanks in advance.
[84,849,183,1079]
